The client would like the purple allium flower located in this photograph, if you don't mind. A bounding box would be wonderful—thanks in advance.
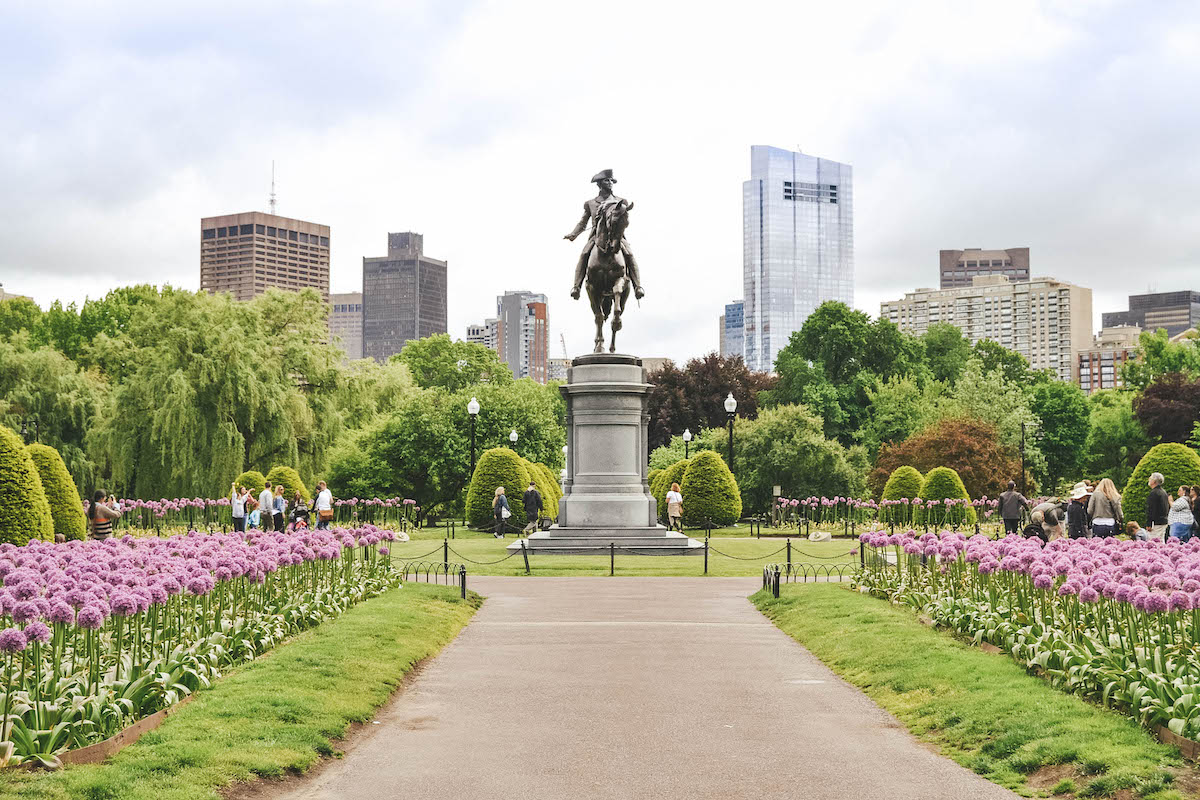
[76,605,106,629]
[47,600,74,624]
[22,621,50,643]
[11,600,40,624]
[1079,587,1100,603]
[0,628,27,653]
[378,547,389,556]
[1033,574,1054,590]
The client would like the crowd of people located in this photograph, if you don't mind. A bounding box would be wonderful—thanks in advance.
[998,474,1200,544]
[226,480,333,534]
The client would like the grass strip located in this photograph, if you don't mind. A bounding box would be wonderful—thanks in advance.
[0,583,480,800]
[754,584,1190,799]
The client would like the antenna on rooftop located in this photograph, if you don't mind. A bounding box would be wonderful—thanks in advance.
[269,161,277,215]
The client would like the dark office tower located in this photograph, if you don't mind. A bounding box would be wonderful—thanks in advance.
[200,212,330,301]
[1102,291,1200,338]
[362,232,448,362]
[939,248,1029,289]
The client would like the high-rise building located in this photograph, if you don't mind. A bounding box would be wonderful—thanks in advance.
[939,248,1029,289]
[721,300,745,360]
[329,292,363,360]
[362,232,448,362]
[743,146,853,372]
[495,291,549,383]
[880,275,1093,382]
[466,318,500,351]
[547,358,570,382]
[1077,326,1140,394]
[1102,291,1200,339]
[200,212,330,301]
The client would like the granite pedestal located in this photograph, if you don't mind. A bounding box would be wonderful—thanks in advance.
[509,354,703,555]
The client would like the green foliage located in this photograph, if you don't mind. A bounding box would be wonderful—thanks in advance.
[466,448,530,528]
[915,466,977,526]
[234,470,267,497]
[880,466,923,525]
[858,375,942,456]
[1084,391,1152,486]
[647,469,663,493]
[396,333,512,392]
[1030,380,1090,488]
[680,450,741,526]
[265,465,309,503]
[26,443,86,541]
[646,354,776,451]
[0,297,42,339]
[521,459,561,521]
[648,427,716,470]
[1120,328,1200,390]
[653,459,690,522]
[0,425,54,545]
[871,417,1019,502]
[922,323,972,384]
[972,339,1031,385]
[453,380,566,470]
[1121,443,1200,525]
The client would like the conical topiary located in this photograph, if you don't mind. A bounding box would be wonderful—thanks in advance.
[881,465,923,526]
[1122,443,1200,526]
[0,426,54,545]
[681,450,742,527]
[266,465,310,503]
[466,448,531,528]
[915,466,976,527]
[27,443,87,541]
[235,470,267,497]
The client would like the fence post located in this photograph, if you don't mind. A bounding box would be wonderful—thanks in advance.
[706,517,712,539]
[443,538,449,574]
[773,566,781,598]
[610,542,615,577]
[786,538,792,568]
[451,520,456,539]
[460,566,467,600]
[521,538,530,575]
[704,537,709,575]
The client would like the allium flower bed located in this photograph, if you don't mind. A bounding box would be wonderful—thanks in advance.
[0,526,399,767]
[859,530,1200,742]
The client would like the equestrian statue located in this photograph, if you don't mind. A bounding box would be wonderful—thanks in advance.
[565,169,645,354]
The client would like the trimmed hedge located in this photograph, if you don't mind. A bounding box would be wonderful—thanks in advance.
[0,426,54,545]
[27,443,87,541]
[235,470,267,497]
[915,466,977,527]
[521,459,561,522]
[532,462,563,520]
[1122,443,1200,525]
[681,450,742,527]
[265,465,310,503]
[653,458,690,522]
[466,448,530,528]
[881,465,923,526]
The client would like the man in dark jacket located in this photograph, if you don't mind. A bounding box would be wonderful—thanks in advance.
[1147,472,1171,541]
[523,481,543,533]
[998,481,1029,535]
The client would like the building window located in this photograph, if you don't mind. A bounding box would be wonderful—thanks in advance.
[255,224,265,234]
[202,229,216,240]
[240,224,253,235]
[267,227,276,236]
[217,227,228,237]
[289,230,298,241]
[320,236,329,247]
[299,233,309,243]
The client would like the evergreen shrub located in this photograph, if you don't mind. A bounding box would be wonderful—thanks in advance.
[265,465,309,503]
[521,459,561,522]
[915,466,977,527]
[0,426,54,545]
[653,458,690,522]
[1122,443,1200,525]
[681,450,742,527]
[466,448,530,528]
[881,465,923,526]
[27,443,87,541]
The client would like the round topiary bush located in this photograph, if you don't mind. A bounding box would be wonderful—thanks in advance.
[1122,443,1200,525]
[531,462,562,521]
[681,450,742,527]
[653,458,690,523]
[915,466,977,527]
[881,465,923,526]
[265,465,310,503]
[235,470,267,497]
[648,468,663,496]
[520,459,561,523]
[466,448,531,528]
[0,426,54,545]
[27,443,87,541]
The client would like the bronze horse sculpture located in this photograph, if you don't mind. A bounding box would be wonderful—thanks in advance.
[586,198,633,353]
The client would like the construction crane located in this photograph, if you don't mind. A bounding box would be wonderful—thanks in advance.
[560,333,569,361]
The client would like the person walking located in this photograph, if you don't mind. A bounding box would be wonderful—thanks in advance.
[230,482,248,533]
[1146,472,1171,541]
[1168,484,1195,542]
[258,482,275,530]
[523,481,543,534]
[998,481,1029,535]
[315,481,334,530]
[493,487,511,538]
[1087,478,1124,538]
[272,485,287,532]
[1067,485,1091,539]
[88,490,122,540]
[666,482,684,532]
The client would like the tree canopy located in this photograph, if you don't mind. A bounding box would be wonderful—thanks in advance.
[396,333,512,392]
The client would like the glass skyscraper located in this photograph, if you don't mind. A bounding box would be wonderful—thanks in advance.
[743,146,853,372]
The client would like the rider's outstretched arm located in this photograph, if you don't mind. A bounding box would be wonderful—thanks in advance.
[564,204,590,240]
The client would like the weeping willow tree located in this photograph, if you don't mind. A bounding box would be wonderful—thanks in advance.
[88,288,353,498]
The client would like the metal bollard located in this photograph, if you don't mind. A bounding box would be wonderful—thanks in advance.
[704,538,709,575]
[443,538,449,574]
[451,520,456,539]
[521,539,530,575]
[772,566,781,598]
[460,566,467,600]
[610,542,615,576]
[786,538,792,568]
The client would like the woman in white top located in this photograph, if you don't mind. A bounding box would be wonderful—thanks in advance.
[1168,485,1195,542]
[666,483,683,532]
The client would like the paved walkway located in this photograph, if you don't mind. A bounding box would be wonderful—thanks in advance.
[277,578,1016,799]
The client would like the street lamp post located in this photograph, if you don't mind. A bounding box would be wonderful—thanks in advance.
[467,397,480,476]
[682,428,692,459]
[19,416,38,446]
[723,393,737,473]
[509,429,519,452]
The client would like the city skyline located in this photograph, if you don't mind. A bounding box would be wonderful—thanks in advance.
[4,2,1200,361]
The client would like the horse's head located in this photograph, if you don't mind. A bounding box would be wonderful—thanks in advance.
[595,199,630,252]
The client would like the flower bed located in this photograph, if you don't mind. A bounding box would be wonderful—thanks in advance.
[859,530,1200,742]
[0,526,398,767]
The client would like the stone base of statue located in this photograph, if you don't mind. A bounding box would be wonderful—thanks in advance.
[507,353,703,556]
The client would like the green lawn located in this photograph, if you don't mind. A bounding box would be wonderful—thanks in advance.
[389,534,859,576]
[0,584,479,800]
[754,584,1191,799]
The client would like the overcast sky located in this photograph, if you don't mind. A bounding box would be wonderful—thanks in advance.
[3,0,1199,362]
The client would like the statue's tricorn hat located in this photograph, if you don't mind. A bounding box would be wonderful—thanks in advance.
[591,169,616,184]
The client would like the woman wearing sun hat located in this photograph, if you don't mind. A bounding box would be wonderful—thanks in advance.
[1067,484,1092,539]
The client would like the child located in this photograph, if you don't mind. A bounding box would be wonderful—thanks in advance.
[1127,520,1147,541]
[247,500,262,530]
[1022,510,1048,543]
